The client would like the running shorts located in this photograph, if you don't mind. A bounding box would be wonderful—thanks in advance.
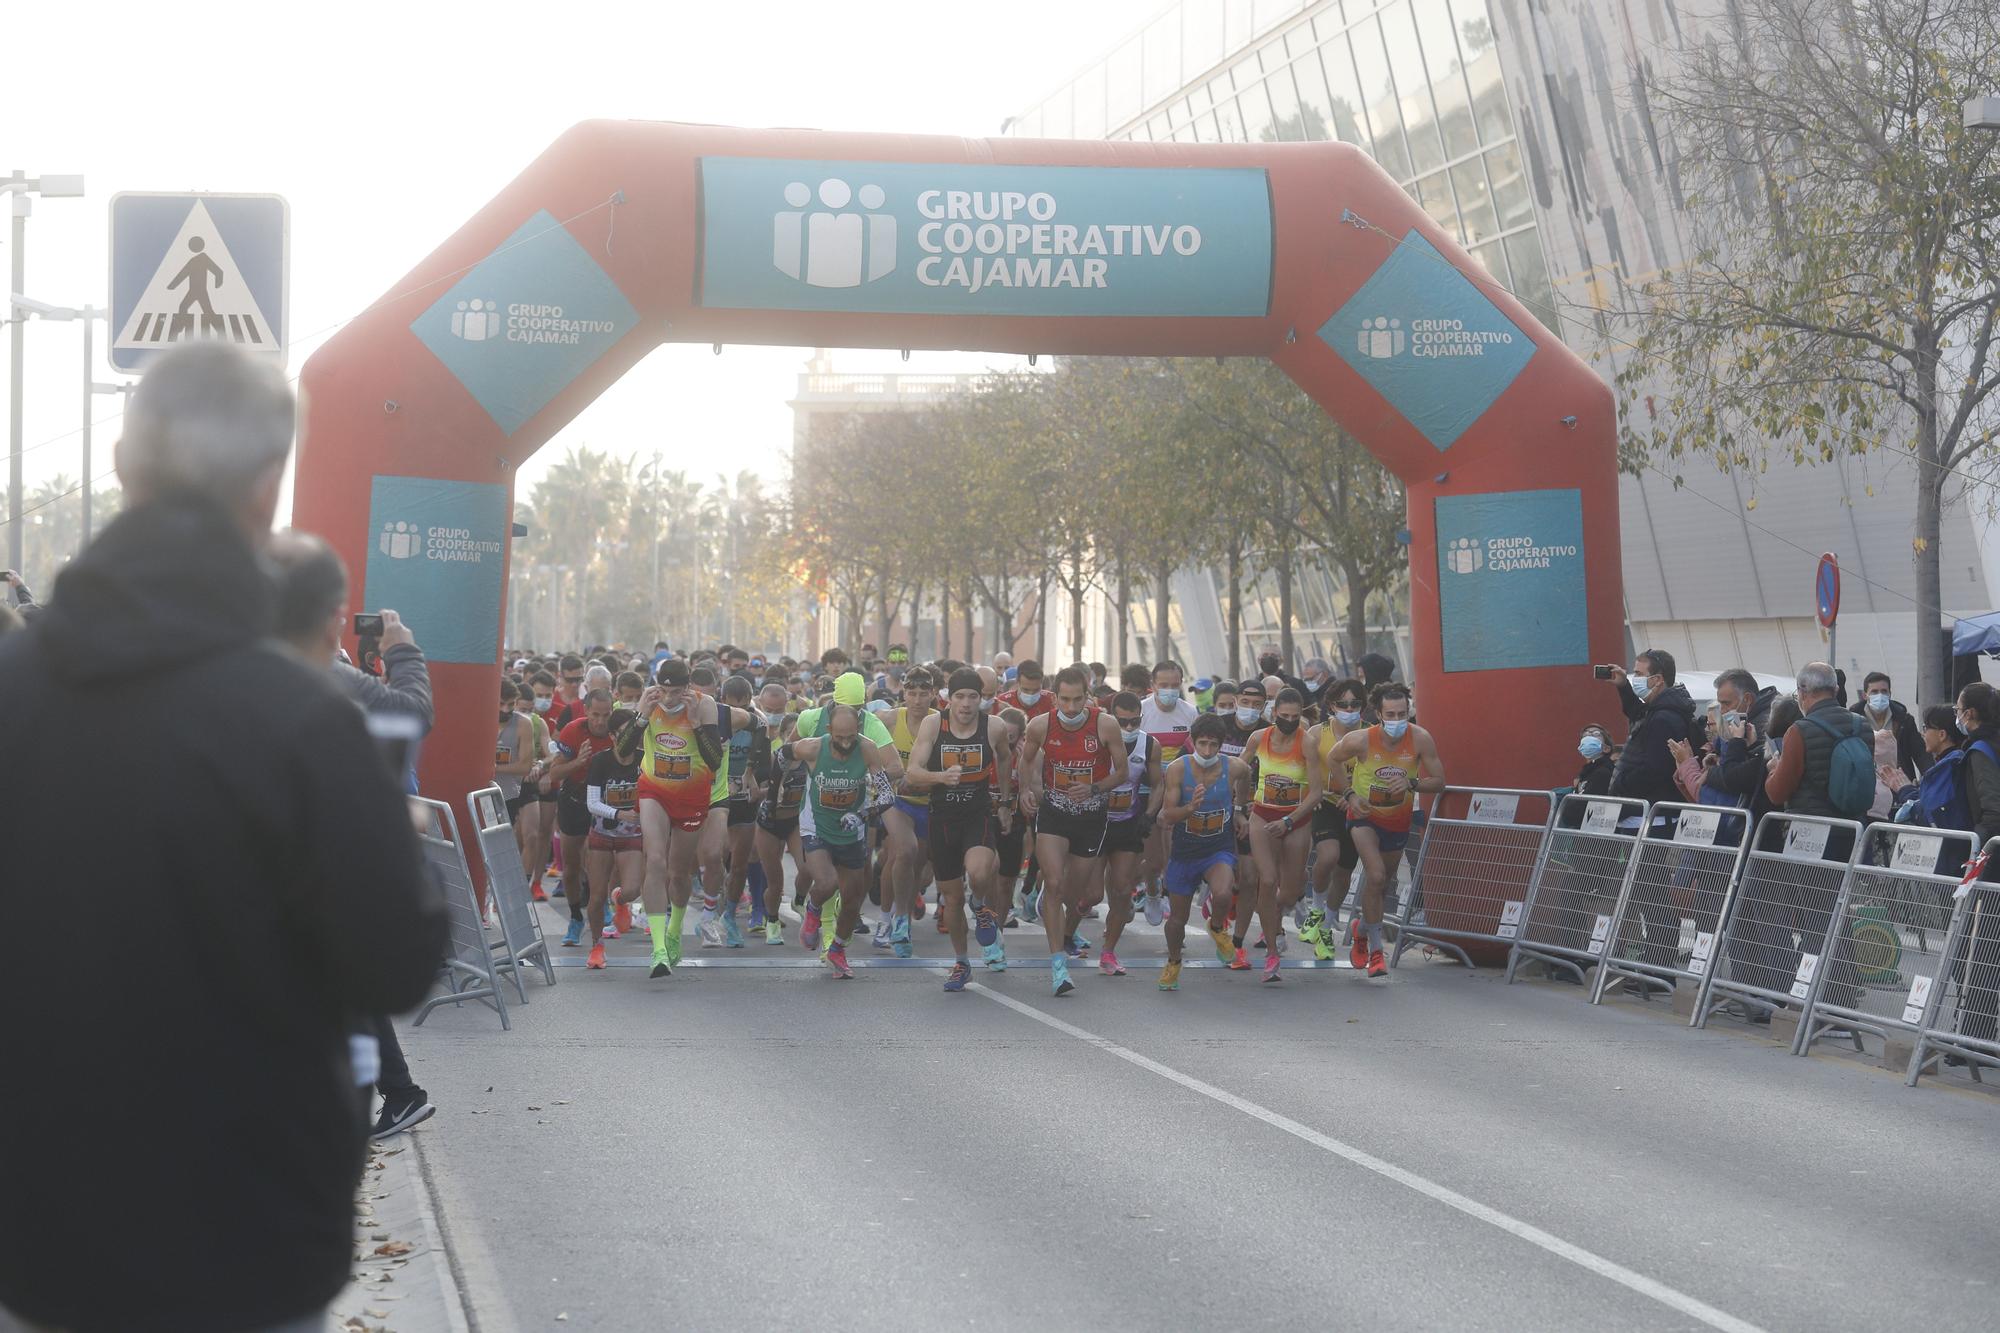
[556,787,592,838]
[1311,804,1359,869]
[802,833,869,871]
[587,830,643,853]
[638,776,711,833]
[1035,804,1108,859]
[1352,818,1410,855]
[757,811,800,840]
[724,795,758,828]
[1101,816,1147,857]
[1165,848,1235,896]
[929,806,991,883]
[1251,802,1304,827]
[890,797,931,842]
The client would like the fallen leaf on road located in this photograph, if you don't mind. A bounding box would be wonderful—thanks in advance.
[556,1314,569,1321]
[556,1099,571,1105]
[373,1241,414,1258]
[364,1310,389,1319]
[527,1105,543,1111]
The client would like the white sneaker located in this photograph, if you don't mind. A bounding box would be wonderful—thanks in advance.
[697,914,725,949]
[872,917,893,949]
[1142,892,1166,927]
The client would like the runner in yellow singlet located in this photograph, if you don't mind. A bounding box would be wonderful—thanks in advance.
[630,658,735,979]
[878,667,941,956]
[1302,677,1369,959]
[1238,688,1324,983]
[1323,683,1446,981]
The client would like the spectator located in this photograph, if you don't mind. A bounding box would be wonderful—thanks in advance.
[1602,648,1695,807]
[1885,706,1967,820]
[0,343,444,1333]
[1948,684,2000,1052]
[1,568,37,624]
[1852,670,1930,779]
[1357,651,1396,690]
[1762,662,1867,1010]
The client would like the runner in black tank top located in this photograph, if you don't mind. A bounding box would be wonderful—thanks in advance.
[905,668,1017,989]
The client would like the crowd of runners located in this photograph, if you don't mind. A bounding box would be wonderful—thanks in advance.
[493,643,1446,995]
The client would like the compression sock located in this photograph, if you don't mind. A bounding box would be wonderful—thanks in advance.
[1366,921,1385,952]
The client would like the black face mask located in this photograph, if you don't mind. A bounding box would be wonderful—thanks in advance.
[500,710,512,723]
[1260,658,1281,675]
[1275,716,1300,736]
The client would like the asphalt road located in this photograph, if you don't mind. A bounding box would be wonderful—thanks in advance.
[398,903,2000,1332]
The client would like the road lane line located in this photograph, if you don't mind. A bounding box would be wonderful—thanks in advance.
[970,983,1765,1333]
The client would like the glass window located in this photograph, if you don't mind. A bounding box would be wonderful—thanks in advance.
[1410,171,1460,239]
[1319,34,1372,149]
[1485,142,1533,229]
[1107,38,1143,128]
[1143,12,1183,108]
[1148,112,1172,141]
[1452,0,1512,145]
[1264,61,1307,140]
[1381,1,1443,174]
[1285,24,1319,60]
[1413,0,1478,159]
[1291,54,1337,142]
[1350,15,1412,179]
[1012,107,1042,138]
[1189,109,1219,143]
[1074,63,1107,140]
[1214,88,1247,142]
[1225,0,1257,51]
[1187,82,1213,114]
[1238,77,1277,142]
[1043,87,1073,139]
[1450,157,1499,244]
[1185,0,1227,75]
[1469,238,1509,285]
[1255,0,1303,33]
[1504,228,1557,326]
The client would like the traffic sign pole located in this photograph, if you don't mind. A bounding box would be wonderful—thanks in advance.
[1816,553,1841,677]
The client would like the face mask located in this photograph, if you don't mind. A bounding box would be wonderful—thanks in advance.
[533,697,553,713]
[1275,716,1300,736]
[1156,687,1181,706]
[1867,693,1890,714]
[1259,659,1280,676]
[1192,751,1222,768]
[1263,702,1275,721]
[1235,706,1260,727]
[1058,707,1089,726]
[1381,719,1410,741]
[1579,735,1604,759]
[1629,674,1652,700]
[1017,689,1041,705]
[1334,709,1362,727]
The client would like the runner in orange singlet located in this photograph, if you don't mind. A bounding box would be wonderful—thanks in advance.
[1240,687,1323,982]
[1322,683,1446,980]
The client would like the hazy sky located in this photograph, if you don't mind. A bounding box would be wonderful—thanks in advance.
[2,0,1167,518]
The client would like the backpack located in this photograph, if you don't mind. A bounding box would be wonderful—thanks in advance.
[1911,740,1999,832]
[1796,711,1876,818]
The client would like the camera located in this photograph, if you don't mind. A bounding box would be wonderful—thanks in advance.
[353,612,385,677]
[352,613,385,638]
[1593,665,1618,680]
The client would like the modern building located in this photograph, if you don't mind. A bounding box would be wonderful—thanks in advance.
[1006,0,1998,693]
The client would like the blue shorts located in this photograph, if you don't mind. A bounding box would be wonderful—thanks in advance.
[1164,848,1235,896]
[1352,820,1410,854]
[891,798,930,841]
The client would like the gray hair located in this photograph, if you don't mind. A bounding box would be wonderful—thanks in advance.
[120,343,295,503]
[584,664,613,693]
[1796,661,1837,695]
[1303,657,1331,676]
[1714,668,1760,698]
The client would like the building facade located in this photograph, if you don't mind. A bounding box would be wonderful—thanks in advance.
[1009,0,1997,692]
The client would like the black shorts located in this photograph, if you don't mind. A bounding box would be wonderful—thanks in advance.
[803,833,869,871]
[556,787,592,838]
[1311,803,1358,869]
[505,791,528,822]
[929,805,992,883]
[1102,816,1147,857]
[757,810,800,840]
[725,796,758,828]
[1035,803,1108,859]
[991,810,1026,878]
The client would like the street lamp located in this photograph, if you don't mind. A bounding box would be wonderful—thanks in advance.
[4,170,85,573]
[9,295,131,550]
[1967,97,2000,131]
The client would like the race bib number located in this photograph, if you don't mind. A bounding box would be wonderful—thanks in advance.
[1054,765,1095,792]
[1186,809,1227,836]
[654,752,694,781]
[1107,789,1135,814]
[941,743,983,771]
[818,783,860,811]
[607,782,636,809]
[496,747,512,765]
[1263,776,1304,806]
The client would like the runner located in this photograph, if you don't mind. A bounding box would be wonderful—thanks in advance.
[583,710,645,970]
[879,666,941,957]
[994,658,1054,725]
[700,675,769,948]
[1156,714,1254,990]
[545,691,620,947]
[1019,666,1126,996]
[903,668,1016,990]
[632,659,731,978]
[1138,660,1200,900]
[752,681,808,943]
[990,706,1031,925]
[518,671,560,901]
[1072,690,1165,976]
[1302,677,1369,959]
[1239,687,1324,981]
[787,704,897,979]
[1322,683,1447,980]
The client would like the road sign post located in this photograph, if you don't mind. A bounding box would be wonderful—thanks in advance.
[1816,552,1841,673]
[108,193,288,374]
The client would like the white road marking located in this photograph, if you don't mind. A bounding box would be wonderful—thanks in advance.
[970,983,1766,1333]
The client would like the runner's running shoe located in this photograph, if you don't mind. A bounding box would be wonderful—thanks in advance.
[649,939,672,978]
[764,920,784,946]
[801,904,822,954]
[890,914,913,959]
[1368,950,1389,980]
[1021,886,1041,923]
[872,917,893,950]
[1209,925,1234,964]
[698,914,725,949]
[532,884,549,904]
[1349,919,1369,971]
[1228,947,1251,971]
[1158,961,1182,991]
[943,961,971,992]
[912,894,928,921]
[665,925,684,968]
[826,939,854,979]
[723,912,746,949]
[562,920,583,948]
[1051,955,1074,996]
[1298,908,1332,960]
[982,941,1007,971]
[600,922,621,940]
[974,906,999,947]
[1099,950,1126,977]
[1263,951,1282,983]
[587,943,606,970]
[1143,892,1166,927]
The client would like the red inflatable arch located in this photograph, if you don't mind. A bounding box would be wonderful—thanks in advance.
[295,120,1620,834]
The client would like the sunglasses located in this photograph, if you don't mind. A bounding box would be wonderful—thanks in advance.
[563,675,585,685]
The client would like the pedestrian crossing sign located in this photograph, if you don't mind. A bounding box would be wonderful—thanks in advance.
[108,192,288,373]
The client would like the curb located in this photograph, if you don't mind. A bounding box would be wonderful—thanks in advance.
[329,1129,472,1333]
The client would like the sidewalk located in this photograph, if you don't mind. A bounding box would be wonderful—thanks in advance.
[327,1129,469,1333]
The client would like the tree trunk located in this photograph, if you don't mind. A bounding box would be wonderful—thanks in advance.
[1153,559,1174,664]
[1227,540,1243,681]
[875,569,891,652]
[961,582,975,664]
[1276,542,1296,668]
[939,581,952,659]
[1915,396,1947,709]
[907,578,923,660]
[1035,569,1049,663]
[1339,553,1371,671]
[1070,545,1086,665]
[1115,551,1130,668]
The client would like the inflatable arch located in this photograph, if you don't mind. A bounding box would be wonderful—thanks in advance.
[296,120,1621,826]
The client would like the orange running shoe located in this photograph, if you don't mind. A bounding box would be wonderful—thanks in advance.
[1228,946,1251,971]
[1368,950,1389,979]
[531,884,549,903]
[614,901,633,935]
[1349,919,1369,971]
[586,943,606,970]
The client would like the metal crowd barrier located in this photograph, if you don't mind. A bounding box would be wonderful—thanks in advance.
[410,796,510,1030]
[1504,795,1649,986]
[1798,825,1977,1057]
[1591,802,1753,1010]
[1390,788,1553,968]
[1697,812,1865,1032]
[469,786,556,1001]
[1907,842,2000,1085]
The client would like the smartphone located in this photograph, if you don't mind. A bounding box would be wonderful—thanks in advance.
[1593,665,1617,680]
[353,612,385,638]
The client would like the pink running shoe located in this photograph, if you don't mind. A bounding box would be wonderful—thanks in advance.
[801,905,822,953]
[1263,951,1282,983]
[826,940,854,979]
[1098,950,1127,976]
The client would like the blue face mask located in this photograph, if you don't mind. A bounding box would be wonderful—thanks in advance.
[1016,689,1041,705]
[1155,687,1181,707]
[1579,735,1605,759]
[1629,673,1652,700]
[1235,706,1260,727]
[1334,709,1362,727]
[1382,718,1410,741]
[1058,707,1089,726]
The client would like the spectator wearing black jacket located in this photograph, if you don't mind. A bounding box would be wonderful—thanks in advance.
[1950,683,2000,1050]
[0,344,446,1333]
[1602,648,1697,809]
[1852,670,1930,779]
[1574,723,1615,796]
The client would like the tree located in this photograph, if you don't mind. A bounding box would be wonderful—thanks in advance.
[1619,0,2000,705]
